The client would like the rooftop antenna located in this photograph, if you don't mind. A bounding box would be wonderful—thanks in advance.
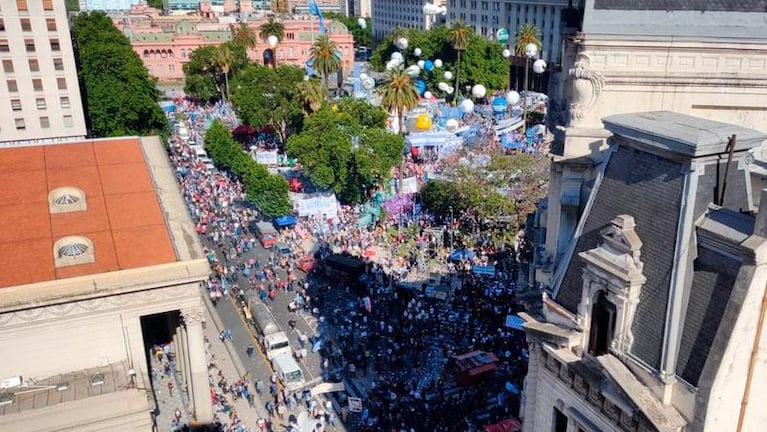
[717,134,737,206]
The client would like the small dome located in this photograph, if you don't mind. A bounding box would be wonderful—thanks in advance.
[54,193,80,205]
[58,243,89,258]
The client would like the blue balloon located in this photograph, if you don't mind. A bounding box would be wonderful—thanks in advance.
[492,97,508,113]
[415,80,426,95]
[423,60,434,72]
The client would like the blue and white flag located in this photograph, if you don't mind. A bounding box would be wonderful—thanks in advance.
[308,0,327,34]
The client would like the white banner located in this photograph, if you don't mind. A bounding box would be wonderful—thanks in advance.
[289,192,339,219]
[400,176,418,194]
[251,149,279,166]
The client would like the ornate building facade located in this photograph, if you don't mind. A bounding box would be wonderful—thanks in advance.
[521,111,767,432]
[113,6,354,82]
[0,137,212,431]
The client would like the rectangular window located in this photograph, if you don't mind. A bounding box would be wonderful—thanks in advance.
[0,40,9,52]
[50,39,60,51]
[16,0,28,12]
[553,407,568,432]
[60,96,70,108]
[0,19,5,32]
[7,79,17,92]
[33,78,42,91]
[53,57,63,71]
[2,59,13,73]
[63,115,73,128]
[43,0,53,10]
[36,98,46,109]
[15,118,25,130]
[39,116,50,128]
[25,39,34,52]
[57,77,66,90]
[20,18,31,31]
[11,99,21,111]
[46,18,56,31]
[28,58,38,71]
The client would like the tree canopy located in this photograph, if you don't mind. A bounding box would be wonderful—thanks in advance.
[230,64,306,145]
[183,42,248,101]
[72,12,168,138]
[204,120,292,217]
[325,12,372,48]
[370,26,507,96]
[286,100,402,203]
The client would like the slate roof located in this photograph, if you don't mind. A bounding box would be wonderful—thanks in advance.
[556,145,685,369]
[676,247,742,386]
[594,0,767,12]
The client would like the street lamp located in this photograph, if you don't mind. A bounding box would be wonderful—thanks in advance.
[267,35,279,68]
[502,48,512,91]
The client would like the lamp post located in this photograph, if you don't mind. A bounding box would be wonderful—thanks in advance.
[502,48,513,91]
[267,35,279,68]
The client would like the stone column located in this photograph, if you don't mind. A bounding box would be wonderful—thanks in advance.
[521,341,540,432]
[181,307,213,424]
[176,325,188,388]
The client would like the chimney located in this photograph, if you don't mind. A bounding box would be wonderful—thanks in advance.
[754,189,767,238]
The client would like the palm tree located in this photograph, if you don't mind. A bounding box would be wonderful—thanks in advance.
[514,23,542,56]
[380,66,418,136]
[259,17,285,68]
[447,21,470,98]
[231,23,257,51]
[514,23,542,92]
[297,78,325,113]
[213,44,235,100]
[310,35,341,92]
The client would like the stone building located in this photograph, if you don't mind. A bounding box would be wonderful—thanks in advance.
[0,137,212,431]
[537,0,767,289]
[113,6,354,82]
[520,111,767,432]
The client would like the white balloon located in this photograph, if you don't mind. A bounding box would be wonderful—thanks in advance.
[396,37,409,50]
[460,99,474,113]
[443,71,453,80]
[362,77,376,90]
[502,48,511,58]
[359,72,368,80]
[525,42,538,58]
[386,61,396,71]
[357,18,366,29]
[267,35,279,47]
[434,59,443,68]
[413,48,422,57]
[533,59,547,74]
[437,82,449,91]
[471,84,486,99]
[417,60,425,69]
[446,118,459,131]
[505,90,520,105]
[447,86,454,94]
[391,51,403,63]
[424,91,433,99]
[406,65,421,77]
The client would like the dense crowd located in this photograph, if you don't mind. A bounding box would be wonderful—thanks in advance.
[163,97,530,432]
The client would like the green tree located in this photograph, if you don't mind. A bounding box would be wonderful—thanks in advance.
[286,102,403,203]
[147,0,163,9]
[297,78,326,114]
[231,22,258,50]
[72,12,169,138]
[514,23,542,56]
[183,43,247,101]
[65,0,79,12]
[379,66,418,135]
[230,64,305,145]
[325,12,372,48]
[447,21,471,98]
[204,121,292,217]
[310,35,341,91]
[460,36,508,90]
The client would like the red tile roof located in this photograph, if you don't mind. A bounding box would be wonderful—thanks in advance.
[0,138,177,288]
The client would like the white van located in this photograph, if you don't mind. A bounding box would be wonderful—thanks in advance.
[272,354,305,391]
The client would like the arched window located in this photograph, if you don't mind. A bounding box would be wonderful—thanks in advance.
[168,49,174,58]
[588,291,616,356]
[48,186,87,214]
[53,236,95,267]
[143,49,149,59]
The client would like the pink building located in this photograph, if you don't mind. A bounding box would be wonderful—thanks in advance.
[113,6,354,82]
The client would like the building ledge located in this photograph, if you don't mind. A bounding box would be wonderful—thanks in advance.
[521,312,581,348]
[598,355,687,432]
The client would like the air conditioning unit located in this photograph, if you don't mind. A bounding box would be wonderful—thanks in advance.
[0,376,22,389]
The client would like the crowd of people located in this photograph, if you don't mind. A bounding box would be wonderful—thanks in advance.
[162,96,531,431]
